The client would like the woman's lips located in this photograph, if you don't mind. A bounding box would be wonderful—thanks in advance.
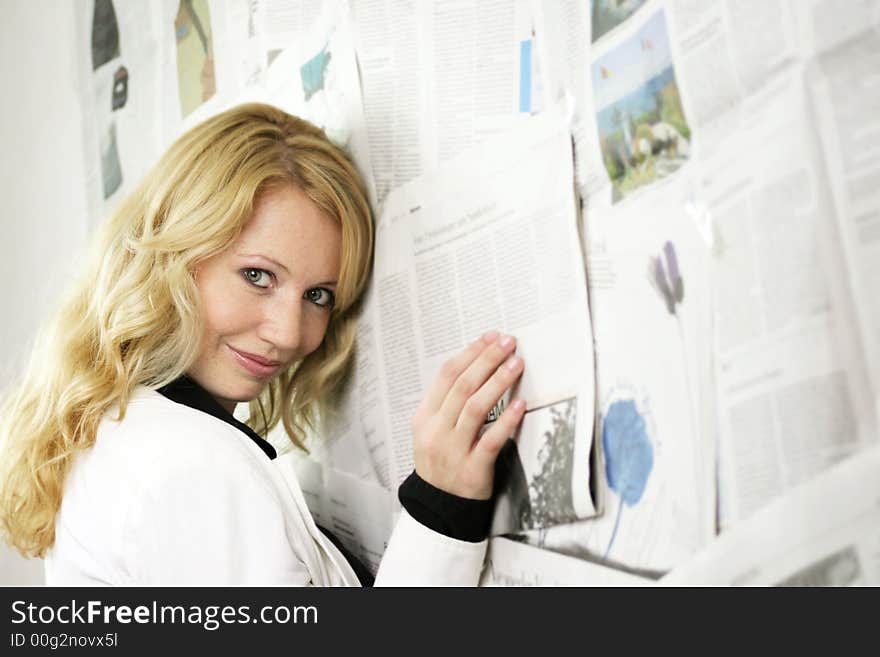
[227,345,281,378]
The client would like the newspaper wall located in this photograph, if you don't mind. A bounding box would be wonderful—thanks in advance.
[74,0,880,583]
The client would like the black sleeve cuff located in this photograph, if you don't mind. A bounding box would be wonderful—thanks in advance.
[398,471,494,543]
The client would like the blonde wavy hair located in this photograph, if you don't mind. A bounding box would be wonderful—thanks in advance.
[0,103,374,558]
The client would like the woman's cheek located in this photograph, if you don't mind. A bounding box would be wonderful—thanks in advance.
[307,317,332,355]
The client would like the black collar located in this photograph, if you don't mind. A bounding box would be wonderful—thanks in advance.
[157,376,277,460]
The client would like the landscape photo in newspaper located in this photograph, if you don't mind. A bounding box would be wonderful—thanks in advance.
[591,8,690,203]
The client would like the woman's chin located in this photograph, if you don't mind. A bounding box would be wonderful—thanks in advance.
[207,377,269,412]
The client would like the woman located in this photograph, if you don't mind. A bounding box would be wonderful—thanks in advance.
[0,103,526,585]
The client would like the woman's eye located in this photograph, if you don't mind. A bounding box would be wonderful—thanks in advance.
[241,268,272,288]
[305,287,335,308]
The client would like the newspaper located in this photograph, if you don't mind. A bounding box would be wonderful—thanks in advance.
[700,74,877,529]
[810,22,880,419]
[350,0,538,207]
[661,447,880,585]
[516,175,716,573]
[480,537,653,586]
[330,110,598,535]
[258,0,326,61]
[76,0,273,226]
[521,0,880,578]
[527,0,715,573]
[75,0,164,228]
[246,0,378,206]
[280,453,393,576]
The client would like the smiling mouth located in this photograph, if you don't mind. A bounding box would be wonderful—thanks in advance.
[227,345,282,378]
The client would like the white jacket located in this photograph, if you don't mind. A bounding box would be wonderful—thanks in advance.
[46,386,487,586]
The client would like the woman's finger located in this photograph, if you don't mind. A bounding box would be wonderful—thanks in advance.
[417,331,497,417]
[438,334,517,425]
[454,354,524,437]
[472,397,527,468]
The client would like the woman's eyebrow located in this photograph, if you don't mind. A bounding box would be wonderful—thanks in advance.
[237,253,289,274]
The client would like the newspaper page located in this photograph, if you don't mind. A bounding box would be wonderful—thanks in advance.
[523,0,713,574]
[535,0,698,209]
[808,18,880,416]
[703,66,878,530]
[258,0,325,61]
[76,1,165,228]
[526,0,879,573]
[223,0,266,91]
[796,0,880,57]
[530,0,604,201]
[351,0,537,207]
[661,447,880,585]
[277,453,393,575]
[350,0,428,206]
[480,537,653,586]
[371,110,597,532]
[77,0,274,228]
[419,0,535,167]
[665,0,798,161]
[520,174,715,574]
[247,0,378,206]
[534,0,801,205]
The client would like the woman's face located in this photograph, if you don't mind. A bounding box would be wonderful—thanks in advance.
[189,184,342,412]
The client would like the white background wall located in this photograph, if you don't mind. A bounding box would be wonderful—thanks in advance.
[0,1,91,584]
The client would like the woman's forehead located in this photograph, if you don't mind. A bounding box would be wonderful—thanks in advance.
[233,185,341,278]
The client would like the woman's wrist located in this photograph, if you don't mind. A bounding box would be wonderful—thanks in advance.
[397,470,494,543]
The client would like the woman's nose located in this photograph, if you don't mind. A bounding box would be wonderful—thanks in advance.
[258,298,302,355]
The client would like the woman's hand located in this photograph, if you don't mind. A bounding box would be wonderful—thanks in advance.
[411,331,526,500]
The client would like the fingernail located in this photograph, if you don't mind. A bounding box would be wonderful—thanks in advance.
[499,334,513,348]
[482,330,499,343]
[512,398,526,411]
[506,355,522,370]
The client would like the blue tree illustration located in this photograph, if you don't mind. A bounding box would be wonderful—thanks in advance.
[602,399,653,559]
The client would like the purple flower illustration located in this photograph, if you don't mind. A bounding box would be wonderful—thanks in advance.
[650,241,684,315]
[664,241,684,304]
[652,256,674,314]
[646,239,697,549]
